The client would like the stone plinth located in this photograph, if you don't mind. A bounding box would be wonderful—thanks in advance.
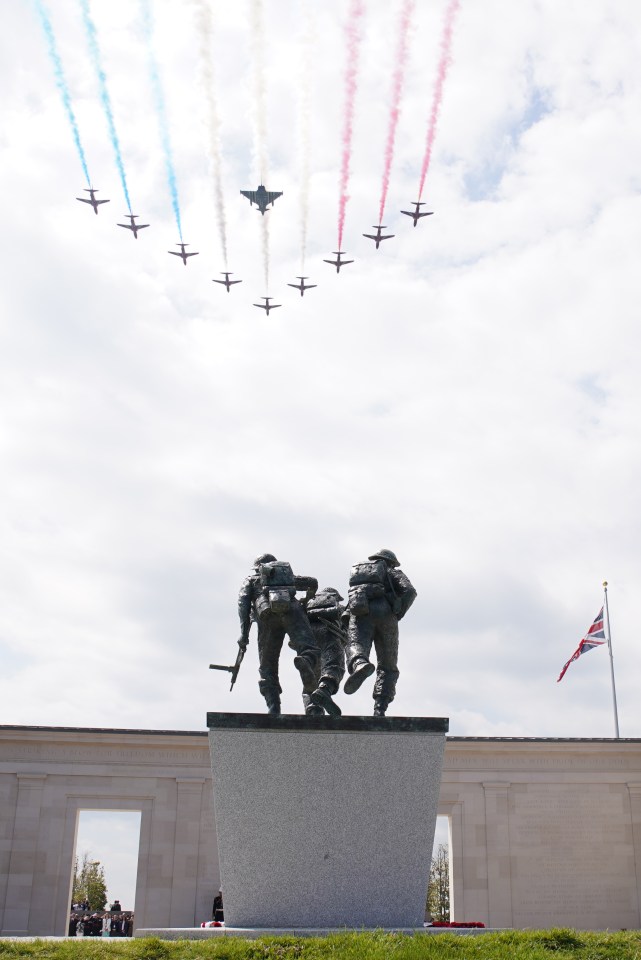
[206,713,448,929]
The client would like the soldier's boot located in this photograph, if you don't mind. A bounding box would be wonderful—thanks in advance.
[373,696,390,717]
[294,655,318,694]
[305,703,324,717]
[264,694,281,715]
[310,679,342,717]
[344,658,375,695]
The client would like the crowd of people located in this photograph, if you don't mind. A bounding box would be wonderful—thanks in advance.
[68,900,134,937]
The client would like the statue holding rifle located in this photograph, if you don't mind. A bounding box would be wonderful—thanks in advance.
[234,554,329,716]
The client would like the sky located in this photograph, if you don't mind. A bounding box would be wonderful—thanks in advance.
[2,0,641,748]
[75,810,141,912]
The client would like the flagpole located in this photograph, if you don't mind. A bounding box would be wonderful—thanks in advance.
[602,581,620,739]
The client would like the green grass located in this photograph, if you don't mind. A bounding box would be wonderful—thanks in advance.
[2,931,641,960]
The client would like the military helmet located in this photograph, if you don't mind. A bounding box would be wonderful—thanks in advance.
[368,548,400,567]
[318,586,344,602]
[254,553,277,567]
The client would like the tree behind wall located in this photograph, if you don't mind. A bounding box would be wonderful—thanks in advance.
[72,851,108,910]
[427,843,450,921]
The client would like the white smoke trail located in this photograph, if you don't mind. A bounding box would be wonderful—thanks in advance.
[192,0,228,266]
[260,216,269,290]
[249,0,269,289]
[297,0,314,274]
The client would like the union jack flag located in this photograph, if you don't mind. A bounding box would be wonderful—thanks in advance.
[557,607,607,682]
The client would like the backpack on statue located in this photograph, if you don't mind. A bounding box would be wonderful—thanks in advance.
[348,560,387,617]
[258,560,296,615]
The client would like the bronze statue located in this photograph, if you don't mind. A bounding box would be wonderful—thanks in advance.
[237,554,321,715]
[343,549,417,716]
[304,587,347,717]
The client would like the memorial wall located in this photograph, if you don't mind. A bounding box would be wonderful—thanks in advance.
[1,725,640,935]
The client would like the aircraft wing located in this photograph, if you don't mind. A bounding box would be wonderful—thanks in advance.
[184,251,199,257]
[264,191,282,205]
[240,190,257,204]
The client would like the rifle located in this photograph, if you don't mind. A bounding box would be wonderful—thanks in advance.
[209,641,246,692]
[316,615,348,646]
[384,567,404,617]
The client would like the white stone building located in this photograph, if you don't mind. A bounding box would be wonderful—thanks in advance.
[1,725,640,934]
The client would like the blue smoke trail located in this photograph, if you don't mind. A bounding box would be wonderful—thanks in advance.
[78,0,131,212]
[139,0,183,241]
[33,0,90,185]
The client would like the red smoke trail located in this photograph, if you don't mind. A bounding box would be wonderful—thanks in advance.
[418,0,460,201]
[337,0,365,250]
[378,0,415,224]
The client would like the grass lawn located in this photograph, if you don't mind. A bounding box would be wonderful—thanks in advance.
[1,931,641,960]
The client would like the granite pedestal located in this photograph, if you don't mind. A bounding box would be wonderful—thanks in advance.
[206,713,448,930]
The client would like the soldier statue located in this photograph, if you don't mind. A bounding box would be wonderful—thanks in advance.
[343,548,417,716]
[303,587,347,717]
[237,554,321,715]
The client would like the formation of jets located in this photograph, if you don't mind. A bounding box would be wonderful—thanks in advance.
[76,187,109,214]
[76,181,435,310]
[363,224,394,249]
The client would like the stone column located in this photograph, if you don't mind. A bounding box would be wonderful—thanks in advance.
[169,778,206,927]
[627,783,641,927]
[482,781,512,928]
[2,774,46,935]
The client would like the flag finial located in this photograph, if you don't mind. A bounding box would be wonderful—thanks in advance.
[603,581,608,588]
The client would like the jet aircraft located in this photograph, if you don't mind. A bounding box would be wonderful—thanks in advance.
[212,272,242,292]
[240,184,283,215]
[117,214,149,238]
[77,188,110,214]
[287,276,317,297]
[253,296,281,315]
[401,201,434,227]
[363,224,394,249]
[169,243,199,265]
[323,251,354,273]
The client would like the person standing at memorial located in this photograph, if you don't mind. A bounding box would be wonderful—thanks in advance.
[237,554,321,715]
[343,549,417,716]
